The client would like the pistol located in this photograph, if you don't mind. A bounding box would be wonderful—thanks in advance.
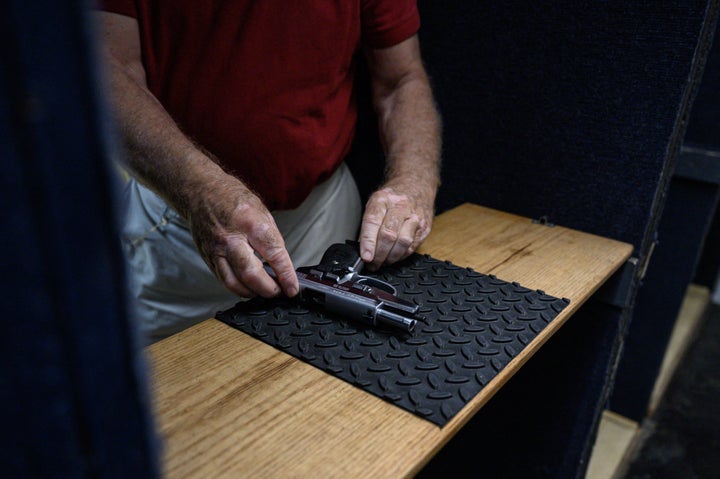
[265,240,419,333]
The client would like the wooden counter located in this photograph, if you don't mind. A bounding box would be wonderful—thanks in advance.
[146,203,633,478]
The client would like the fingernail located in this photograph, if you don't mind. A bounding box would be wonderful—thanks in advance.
[361,249,373,262]
[287,285,298,297]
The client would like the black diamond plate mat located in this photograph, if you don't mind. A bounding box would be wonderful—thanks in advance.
[216,253,570,426]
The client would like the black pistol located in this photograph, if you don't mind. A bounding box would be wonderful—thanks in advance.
[266,240,419,333]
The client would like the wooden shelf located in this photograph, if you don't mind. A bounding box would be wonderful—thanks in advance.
[146,203,633,479]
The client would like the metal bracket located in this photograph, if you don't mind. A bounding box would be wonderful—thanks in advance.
[532,215,555,227]
[594,257,639,308]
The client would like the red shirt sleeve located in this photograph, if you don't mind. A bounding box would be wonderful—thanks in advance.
[361,0,420,48]
[95,0,137,18]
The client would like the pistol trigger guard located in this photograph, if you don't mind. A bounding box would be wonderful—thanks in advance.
[355,276,398,296]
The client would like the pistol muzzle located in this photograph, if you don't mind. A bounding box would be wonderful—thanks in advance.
[376,307,417,333]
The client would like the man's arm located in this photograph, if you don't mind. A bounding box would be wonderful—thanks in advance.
[361,34,442,270]
[94,12,299,298]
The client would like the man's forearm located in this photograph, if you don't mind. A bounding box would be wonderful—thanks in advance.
[359,35,442,267]
[374,68,442,198]
[367,33,442,203]
[95,11,297,299]
[102,54,237,220]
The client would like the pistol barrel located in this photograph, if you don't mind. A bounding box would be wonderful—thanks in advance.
[376,306,417,333]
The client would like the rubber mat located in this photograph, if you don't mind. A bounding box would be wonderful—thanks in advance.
[216,253,570,427]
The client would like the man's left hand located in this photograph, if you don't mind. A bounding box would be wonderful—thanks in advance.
[359,179,435,270]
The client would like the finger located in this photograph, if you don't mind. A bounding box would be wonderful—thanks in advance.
[359,196,388,264]
[247,223,299,297]
[414,216,432,246]
[214,256,255,298]
[226,240,282,298]
[385,214,421,264]
[368,211,403,270]
[260,247,298,297]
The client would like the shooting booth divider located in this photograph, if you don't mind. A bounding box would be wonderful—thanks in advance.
[611,19,720,423]
[350,1,720,477]
[1,1,160,478]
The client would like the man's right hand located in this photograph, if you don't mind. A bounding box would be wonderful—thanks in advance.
[187,174,299,299]
[96,11,298,300]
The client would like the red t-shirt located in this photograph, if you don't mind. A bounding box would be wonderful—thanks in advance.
[98,0,420,210]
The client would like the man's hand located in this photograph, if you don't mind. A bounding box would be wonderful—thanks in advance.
[95,11,298,299]
[361,34,442,270]
[187,174,299,299]
[359,180,434,270]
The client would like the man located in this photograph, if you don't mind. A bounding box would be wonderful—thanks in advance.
[95,1,442,342]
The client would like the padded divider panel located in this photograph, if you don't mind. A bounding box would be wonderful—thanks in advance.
[611,178,720,420]
[404,2,720,476]
[417,0,717,252]
[0,1,159,477]
[217,254,569,426]
[687,21,720,287]
[684,21,720,149]
[612,17,720,423]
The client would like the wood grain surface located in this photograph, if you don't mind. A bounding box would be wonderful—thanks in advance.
[146,203,633,479]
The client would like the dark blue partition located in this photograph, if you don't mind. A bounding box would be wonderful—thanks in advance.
[401,1,720,477]
[0,1,160,477]
[611,176,719,421]
[688,18,720,290]
[611,19,720,422]
[420,2,717,250]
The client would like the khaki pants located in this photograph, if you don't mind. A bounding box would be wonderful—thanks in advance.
[120,163,362,344]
